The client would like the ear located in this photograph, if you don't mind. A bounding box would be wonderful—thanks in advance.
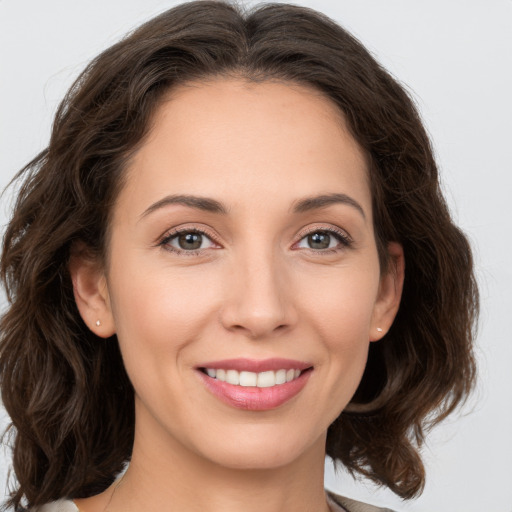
[370,242,405,342]
[68,244,116,338]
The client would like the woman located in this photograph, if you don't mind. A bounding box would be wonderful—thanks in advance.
[0,1,478,511]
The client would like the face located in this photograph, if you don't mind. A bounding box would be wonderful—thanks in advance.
[73,78,403,471]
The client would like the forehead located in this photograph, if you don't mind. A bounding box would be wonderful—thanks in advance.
[118,78,371,218]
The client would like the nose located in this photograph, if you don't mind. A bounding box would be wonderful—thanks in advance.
[219,249,297,339]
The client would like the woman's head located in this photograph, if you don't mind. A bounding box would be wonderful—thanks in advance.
[0,1,477,508]
[70,75,405,481]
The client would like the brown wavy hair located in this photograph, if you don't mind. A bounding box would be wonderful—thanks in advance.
[0,1,478,509]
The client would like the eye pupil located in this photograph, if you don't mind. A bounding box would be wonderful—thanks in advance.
[178,232,202,250]
[308,232,330,249]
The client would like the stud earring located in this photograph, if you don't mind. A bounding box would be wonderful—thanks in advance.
[96,320,101,327]
[376,327,383,333]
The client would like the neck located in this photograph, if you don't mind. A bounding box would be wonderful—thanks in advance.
[107,410,330,512]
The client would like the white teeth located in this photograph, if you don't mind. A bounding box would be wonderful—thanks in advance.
[205,368,304,387]
[275,369,287,385]
[257,371,275,388]
[239,371,257,387]
[226,369,239,385]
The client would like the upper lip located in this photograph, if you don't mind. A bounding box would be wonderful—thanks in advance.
[196,358,312,373]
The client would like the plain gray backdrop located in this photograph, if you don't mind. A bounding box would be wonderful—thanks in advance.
[1,1,511,511]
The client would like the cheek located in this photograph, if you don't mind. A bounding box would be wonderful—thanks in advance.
[299,264,379,400]
[319,298,374,386]
[300,261,380,340]
[105,267,218,417]
[107,263,223,360]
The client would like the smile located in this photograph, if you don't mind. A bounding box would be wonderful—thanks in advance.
[202,368,302,387]
[196,358,313,410]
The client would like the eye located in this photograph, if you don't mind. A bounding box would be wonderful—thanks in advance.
[161,229,217,254]
[296,229,351,252]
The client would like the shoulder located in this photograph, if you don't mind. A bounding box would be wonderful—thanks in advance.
[29,500,79,512]
[327,490,396,512]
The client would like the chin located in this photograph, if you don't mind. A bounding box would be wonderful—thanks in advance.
[192,427,324,471]
[204,448,305,471]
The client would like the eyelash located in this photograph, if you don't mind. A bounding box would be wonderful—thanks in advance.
[159,227,220,257]
[295,226,353,254]
[158,225,353,256]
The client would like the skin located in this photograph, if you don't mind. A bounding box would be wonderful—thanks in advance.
[71,78,404,512]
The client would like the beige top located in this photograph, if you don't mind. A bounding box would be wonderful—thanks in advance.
[32,492,395,512]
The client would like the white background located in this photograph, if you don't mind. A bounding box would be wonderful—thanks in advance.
[1,1,511,511]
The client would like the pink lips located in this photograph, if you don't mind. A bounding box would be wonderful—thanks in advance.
[196,358,313,411]
[198,358,312,372]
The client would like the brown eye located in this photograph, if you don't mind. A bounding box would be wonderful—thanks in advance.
[298,231,336,250]
[296,228,352,252]
[177,232,203,250]
[163,230,216,252]
[307,232,331,249]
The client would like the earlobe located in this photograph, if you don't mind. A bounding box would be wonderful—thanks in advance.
[68,245,116,338]
[370,242,405,342]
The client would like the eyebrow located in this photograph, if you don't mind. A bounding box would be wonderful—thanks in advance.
[140,192,365,220]
[140,194,228,219]
[291,193,366,219]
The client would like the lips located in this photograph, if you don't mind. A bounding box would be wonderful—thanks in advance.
[196,358,313,411]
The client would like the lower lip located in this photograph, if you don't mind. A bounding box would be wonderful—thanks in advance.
[197,369,312,411]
